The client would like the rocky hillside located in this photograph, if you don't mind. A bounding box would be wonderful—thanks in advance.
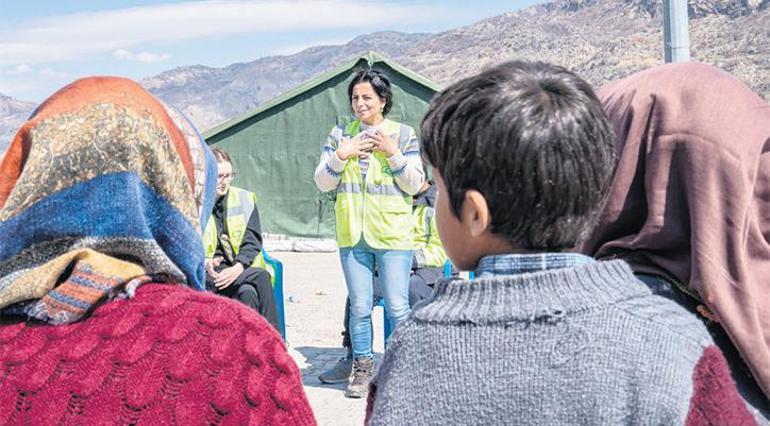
[0,93,36,153]
[143,31,430,131]
[401,0,770,98]
[0,31,428,154]
[146,0,770,132]
[2,0,768,154]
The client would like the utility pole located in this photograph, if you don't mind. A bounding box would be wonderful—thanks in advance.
[663,0,691,62]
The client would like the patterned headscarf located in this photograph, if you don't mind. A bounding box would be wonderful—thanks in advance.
[0,77,217,324]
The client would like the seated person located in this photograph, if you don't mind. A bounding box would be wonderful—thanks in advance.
[0,76,314,424]
[204,147,280,332]
[407,178,451,307]
[366,61,755,425]
[319,178,449,384]
[582,62,770,419]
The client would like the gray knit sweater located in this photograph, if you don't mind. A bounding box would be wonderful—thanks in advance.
[367,260,755,425]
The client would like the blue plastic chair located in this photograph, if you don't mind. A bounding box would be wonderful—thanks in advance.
[261,250,286,340]
[443,260,475,279]
[443,259,453,277]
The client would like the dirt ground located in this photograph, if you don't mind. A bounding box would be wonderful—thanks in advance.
[278,251,385,426]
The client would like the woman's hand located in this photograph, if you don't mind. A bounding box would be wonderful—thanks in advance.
[214,262,244,290]
[336,133,375,160]
[205,257,223,278]
[370,130,399,157]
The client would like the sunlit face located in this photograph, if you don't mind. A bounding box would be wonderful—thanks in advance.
[216,160,234,197]
[433,170,472,270]
[351,82,385,125]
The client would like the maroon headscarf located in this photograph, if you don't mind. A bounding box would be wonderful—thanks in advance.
[581,62,770,398]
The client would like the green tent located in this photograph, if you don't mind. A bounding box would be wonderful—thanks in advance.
[204,51,440,239]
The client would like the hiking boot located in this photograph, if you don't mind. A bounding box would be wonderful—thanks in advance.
[318,355,353,384]
[345,356,374,399]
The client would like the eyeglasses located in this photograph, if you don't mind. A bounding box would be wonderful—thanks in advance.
[218,172,237,180]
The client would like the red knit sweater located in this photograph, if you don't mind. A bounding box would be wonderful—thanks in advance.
[0,284,316,425]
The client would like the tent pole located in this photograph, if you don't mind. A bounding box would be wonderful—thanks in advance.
[663,0,691,63]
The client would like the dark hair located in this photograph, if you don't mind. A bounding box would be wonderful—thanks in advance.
[348,69,393,116]
[211,146,232,164]
[421,61,616,250]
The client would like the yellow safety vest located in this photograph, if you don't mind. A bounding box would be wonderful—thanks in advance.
[412,201,448,268]
[203,187,272,281]
[335,119,414,250]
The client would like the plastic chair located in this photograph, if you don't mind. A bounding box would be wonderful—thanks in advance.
[261,250,286,340]
[443,260,474,279]
[443,259,453,277]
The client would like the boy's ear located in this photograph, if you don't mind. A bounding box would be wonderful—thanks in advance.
[461,189,491,237]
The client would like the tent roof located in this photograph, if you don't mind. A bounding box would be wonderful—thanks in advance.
[203,50,441,139]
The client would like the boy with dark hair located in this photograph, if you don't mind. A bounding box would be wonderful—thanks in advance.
[365,61,754,425]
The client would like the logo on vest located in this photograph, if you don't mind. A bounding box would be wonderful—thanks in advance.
[383,166,393,176]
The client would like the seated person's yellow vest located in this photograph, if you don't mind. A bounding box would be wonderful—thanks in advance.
[202,187,273,284]
[412,201,448,269]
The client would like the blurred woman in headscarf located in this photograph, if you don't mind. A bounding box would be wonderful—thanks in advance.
[0,77,316,424]
[582,62,770,418]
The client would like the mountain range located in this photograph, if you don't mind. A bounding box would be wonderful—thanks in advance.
[1,0,768,153]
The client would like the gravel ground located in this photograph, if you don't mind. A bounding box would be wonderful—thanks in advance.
[278,251,386,426]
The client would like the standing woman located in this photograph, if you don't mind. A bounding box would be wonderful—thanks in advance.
[314,69,425,398]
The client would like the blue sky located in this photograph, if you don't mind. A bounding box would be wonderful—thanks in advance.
[1,0,543,102]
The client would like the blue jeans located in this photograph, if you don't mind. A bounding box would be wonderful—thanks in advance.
[339,241,412,358]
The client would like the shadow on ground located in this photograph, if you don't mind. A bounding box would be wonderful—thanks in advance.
[292,346,383,391]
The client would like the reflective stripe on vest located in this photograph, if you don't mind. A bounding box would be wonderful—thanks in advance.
[338,181,407,197]
[203,187,272,280]
[334,119,413,249]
